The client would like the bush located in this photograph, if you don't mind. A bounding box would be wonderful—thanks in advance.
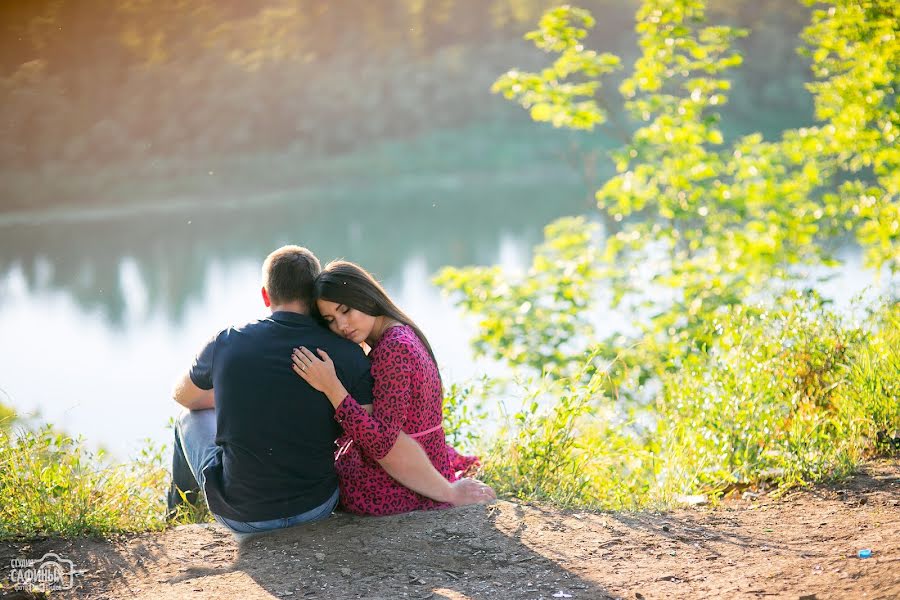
[0,415,206,540]
[467,297,900,509]
[0,425,167,539]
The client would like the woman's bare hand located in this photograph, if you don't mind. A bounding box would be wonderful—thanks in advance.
[446,478,496,506]
[291,346,348,407]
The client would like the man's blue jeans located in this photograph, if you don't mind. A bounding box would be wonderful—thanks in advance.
[174,408,339,534]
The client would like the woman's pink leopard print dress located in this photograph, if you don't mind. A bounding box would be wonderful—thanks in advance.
[332,324,479,516]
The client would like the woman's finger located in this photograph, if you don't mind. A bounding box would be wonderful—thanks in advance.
[316,348,331,363]
[293,348,317,371]
[292,362,308,378]
[299,346,322,363]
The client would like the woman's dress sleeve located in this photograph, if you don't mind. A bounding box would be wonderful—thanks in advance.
[333,338,416,460]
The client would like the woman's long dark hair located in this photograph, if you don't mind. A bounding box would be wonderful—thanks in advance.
[313,261,440,370]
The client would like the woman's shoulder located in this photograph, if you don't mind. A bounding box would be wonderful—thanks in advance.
[372,325,423,359]
[377,324,417,347]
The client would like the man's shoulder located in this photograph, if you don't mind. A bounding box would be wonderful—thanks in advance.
[210,317,269,341]
[237,317,272,332]
[235,316,366,358]
[317,331,369,364]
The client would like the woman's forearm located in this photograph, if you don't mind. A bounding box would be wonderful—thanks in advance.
[376,433,453,503]
[376,435,496,506]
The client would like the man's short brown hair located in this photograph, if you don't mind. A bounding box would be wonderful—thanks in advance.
[262,245,321,307]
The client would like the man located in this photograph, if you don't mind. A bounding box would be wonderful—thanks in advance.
[170,245,490,534]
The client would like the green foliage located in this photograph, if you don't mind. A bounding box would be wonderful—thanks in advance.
[443,0,899,380]
[480,360,604,505]
[660,294,853,491]
[492,5,622,129]
[800,0,900,271]
[0,402,15,432]
[841,302,900,451]
[0,425,171,539]
[657,296,900,495]
[469,2,898,380]
[439,0,900,508]
[0,401,216,539]
[167,486,213,527]
[442,376,492,453]
[474,298,900,508]
[436,217,601,377]
[599,0,856,349]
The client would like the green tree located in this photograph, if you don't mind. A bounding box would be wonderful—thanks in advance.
[435,216,601,377]
[439,0,899,385]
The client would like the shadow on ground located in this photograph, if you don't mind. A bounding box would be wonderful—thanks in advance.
[237,504,611,599]
[2,460,898,599]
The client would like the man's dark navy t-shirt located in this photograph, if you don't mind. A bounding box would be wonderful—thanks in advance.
[189,311,373,522]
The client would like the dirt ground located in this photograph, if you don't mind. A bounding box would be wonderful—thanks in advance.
[2,459,898,600]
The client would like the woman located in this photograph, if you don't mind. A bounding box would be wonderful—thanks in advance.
[290,260,494,516]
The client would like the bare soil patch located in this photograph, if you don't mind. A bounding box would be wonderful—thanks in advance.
[2,459,898,599]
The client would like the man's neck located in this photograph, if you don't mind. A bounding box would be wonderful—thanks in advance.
[270,301,309,315]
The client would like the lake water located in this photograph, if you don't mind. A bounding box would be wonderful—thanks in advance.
[1,162,894,460]
[0,170,597,458]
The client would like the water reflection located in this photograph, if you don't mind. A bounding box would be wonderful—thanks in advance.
[0,176,587,457]
[0,177,589,327]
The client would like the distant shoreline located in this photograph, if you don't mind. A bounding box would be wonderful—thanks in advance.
[0,121,602,227]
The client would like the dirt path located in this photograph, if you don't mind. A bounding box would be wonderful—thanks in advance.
[2,460,898,599]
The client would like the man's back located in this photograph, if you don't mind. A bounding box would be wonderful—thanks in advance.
[190,311,373,521]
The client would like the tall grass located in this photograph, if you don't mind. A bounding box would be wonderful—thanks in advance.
[0,422,177,540]
[470,297,900,509]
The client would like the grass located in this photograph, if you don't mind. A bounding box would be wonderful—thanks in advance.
[0,425,168,540]
[0,415,209,541]
[462,296,900,509]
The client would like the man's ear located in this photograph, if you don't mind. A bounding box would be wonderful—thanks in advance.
[261,286,271,308]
